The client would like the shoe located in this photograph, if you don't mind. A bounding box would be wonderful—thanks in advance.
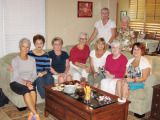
[33,114,40,120]
[27,112,34,120]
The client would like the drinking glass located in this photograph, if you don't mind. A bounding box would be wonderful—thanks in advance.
[80,77,86,88]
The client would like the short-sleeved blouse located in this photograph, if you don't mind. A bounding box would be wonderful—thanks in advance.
[48,50,69,73]
[116,27,135,51]
[95,19,116,43]
[90,50,111,72]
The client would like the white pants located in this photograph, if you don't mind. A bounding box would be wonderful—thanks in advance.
[68,61,89,81]
[101,77,119,95]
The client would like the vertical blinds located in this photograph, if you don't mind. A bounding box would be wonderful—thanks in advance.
[0,0,45,58]
[0,0,3,57]
[129,0,160,39]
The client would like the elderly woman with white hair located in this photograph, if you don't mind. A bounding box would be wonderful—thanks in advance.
[69,32,90,81]
[10,38,40,120]
[101,40,128,95]
[87,8,116,48]
[116,16,135,51]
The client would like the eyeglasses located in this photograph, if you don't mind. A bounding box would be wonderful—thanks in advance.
[80,38,87,40]
[111,47,120,49]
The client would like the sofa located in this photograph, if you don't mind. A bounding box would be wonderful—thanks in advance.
[0,44,160,116]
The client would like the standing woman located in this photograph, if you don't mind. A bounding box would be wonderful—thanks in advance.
[101,40,128,95]
[87,8,116,48]
[88,38,111,88]
[48,37,71,83]
[10,38,40,120]
[116,43,151,99]
[69,32,90,81]
[28,34,54,99]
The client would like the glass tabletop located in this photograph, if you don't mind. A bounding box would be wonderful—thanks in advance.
[61,89,117,109]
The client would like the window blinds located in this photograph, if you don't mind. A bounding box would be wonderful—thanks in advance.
[0,0,3,57]
[0,0,45,57]
[129,0,160,39]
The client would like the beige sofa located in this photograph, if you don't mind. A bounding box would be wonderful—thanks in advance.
[0,44,160,116]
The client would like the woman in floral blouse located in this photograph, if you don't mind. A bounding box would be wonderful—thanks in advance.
[116,16,135,51]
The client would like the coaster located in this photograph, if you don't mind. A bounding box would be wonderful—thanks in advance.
[118,98,126,103]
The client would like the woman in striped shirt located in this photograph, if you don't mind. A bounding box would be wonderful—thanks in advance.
[28,34,54,99]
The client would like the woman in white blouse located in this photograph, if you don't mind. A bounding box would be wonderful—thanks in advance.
[116,42,151,99]
[88,38,111,88]
[87,8,116,49]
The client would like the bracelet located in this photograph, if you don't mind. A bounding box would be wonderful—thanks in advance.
[133,79,136,83]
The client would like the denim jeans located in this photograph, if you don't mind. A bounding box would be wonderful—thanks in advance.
[35,72,54,99]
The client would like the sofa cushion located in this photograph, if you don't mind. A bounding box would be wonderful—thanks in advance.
[1,52,19,65]
[65,45,75,55]
[129,89,146,100]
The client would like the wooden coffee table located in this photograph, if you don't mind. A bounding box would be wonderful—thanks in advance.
[44,83,130,120]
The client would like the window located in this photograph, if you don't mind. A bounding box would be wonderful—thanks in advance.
[0,0,3,57]
[0,0,45,58]
[129,0,160,39]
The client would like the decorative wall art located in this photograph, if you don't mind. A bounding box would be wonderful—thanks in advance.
[78,1,93,18]
[120,11,127,20]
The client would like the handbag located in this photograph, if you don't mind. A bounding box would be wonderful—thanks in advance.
[0,88,9,107]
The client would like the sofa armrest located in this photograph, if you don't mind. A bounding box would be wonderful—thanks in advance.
[0,63,12,88]
[144,74,158,88]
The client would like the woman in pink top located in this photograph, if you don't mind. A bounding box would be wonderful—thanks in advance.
[69,32,90,81]
[101,40,128,95]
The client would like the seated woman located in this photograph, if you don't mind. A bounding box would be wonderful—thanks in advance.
[101,40,128,95]
[10,38,40,120]
[48,37,72,83]
[116,42,151,99]
[68,32,90,81]
[88,38,111,88]
[116,16,135,51]
[28,34,54,99]
[8,35,54,99]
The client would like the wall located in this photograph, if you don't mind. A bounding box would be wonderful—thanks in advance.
[117,0,129,29]
[45,0,117,48]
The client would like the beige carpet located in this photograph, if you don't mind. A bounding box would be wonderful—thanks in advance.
[0,101,149,120]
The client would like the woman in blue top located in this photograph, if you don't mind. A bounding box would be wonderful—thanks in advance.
[48,37,72,83]
[28,34,54,99]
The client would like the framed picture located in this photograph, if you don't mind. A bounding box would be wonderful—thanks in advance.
[78,1,93,18]
[120,11,127,20]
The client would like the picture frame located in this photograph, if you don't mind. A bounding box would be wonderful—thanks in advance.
[120,11,127,20]
[78,1,93,18]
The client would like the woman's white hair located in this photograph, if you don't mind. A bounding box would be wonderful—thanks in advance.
[121,16,130,24]
[19,38,31,48]
[111,40,122,49]
[101,8,109,14]
[78,32,89,41]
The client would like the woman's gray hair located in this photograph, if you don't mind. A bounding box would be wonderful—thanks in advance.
[19,38,31,48]
[111,40,122,49]
[78,32,89,41]
[121,16,130,24]
[101,8,109,14]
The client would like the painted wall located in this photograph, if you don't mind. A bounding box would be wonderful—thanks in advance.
[45,0,117,48]
[117,0,129,29]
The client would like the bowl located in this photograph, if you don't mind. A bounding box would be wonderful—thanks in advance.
[64,85,76,94]
[65,81,76,85]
